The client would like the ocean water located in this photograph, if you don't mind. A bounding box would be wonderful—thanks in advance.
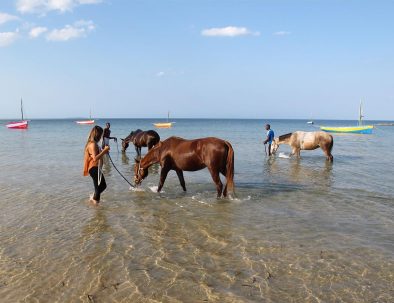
[0,119,393,302]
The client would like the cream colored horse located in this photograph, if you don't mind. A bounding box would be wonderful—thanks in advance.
[271,131,334,161]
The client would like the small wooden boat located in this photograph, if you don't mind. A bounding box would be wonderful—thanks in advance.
[321,101,373,134]
[6,99,28,129]
[153,111,174,128]
[76,120,95,125]
[6,120,28,129]
[76,109,95,125]
[320,125,374,134]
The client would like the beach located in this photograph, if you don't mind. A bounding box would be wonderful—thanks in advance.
[0,119,393,302]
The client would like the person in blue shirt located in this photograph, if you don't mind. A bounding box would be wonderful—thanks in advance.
[263,124,275,156]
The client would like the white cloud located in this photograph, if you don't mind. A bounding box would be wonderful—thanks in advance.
[0,31,19,47]
[273,31,291,36]
[16,0,102,14]
[29,26,48,38]
[46,19,95,41]
[156,71,165,77]
[201,26,259,37]
[0,12,20,25]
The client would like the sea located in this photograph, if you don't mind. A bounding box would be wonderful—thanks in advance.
[0,119,393,302]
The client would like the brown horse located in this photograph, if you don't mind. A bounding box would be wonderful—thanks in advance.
[134,136,235,197]
[121,129,160,158]
[271,131,334,161]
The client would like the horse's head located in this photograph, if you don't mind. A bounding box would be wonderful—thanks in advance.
[121,138,129,152]
[134,158,148,185]
[271,138,280,155]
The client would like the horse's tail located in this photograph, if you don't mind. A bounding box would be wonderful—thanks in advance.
[224,140,235,196]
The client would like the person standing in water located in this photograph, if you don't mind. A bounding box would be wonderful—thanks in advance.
[83,125,110,204]
[263,124,275,156]
[102,122,117,149]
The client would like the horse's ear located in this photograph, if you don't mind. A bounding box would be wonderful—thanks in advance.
[134,158,140,163]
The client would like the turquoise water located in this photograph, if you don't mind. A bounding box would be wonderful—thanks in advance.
[1,119,393,302]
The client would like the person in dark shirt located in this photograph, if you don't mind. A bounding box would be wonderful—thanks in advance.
[263,124,275,156]
[102,122,117,149]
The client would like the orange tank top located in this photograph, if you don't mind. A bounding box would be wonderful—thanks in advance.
[83,142,99,176]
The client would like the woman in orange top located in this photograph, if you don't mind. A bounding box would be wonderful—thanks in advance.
[83,125,110,204]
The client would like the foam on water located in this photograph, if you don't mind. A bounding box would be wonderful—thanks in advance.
[278,152,291,159]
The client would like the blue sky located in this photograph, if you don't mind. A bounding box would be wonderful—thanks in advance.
[1,0,393,120]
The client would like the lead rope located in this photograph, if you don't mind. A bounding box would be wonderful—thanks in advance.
[107,152,135,188]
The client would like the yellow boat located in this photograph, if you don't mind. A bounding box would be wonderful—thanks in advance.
[320,125,373,134]
[321,101,373,134]
[153,111,174,128]
[153,122,173,128]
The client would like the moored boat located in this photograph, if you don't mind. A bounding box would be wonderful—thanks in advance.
[6,99,28,129]
[76,109,95,125]
[6,120,28,129]
[76,120,95,125]
[320,125,373,134]
[321,101,373,134]
[153,122,173,128]
[153,111,174,128]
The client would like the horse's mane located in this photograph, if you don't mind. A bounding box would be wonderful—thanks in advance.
[278,133,292,141]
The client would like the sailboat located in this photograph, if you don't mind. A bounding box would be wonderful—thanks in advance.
[153,111,174,128]
[76,109,95,125]
[6,99,28,129]
[321,101,374,134]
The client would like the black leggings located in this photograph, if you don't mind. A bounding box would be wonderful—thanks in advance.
[89,166,107,201]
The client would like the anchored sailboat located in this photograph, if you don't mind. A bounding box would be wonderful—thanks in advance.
[76,109,95,125]
[6,99,28,129]
[321,101,374,134]
[153,111,174,128]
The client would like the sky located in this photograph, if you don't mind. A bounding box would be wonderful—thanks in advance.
[0,0,393,120]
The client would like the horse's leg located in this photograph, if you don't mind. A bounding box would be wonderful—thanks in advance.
[290,147,297,157]
[158,164,170,193]
[134,145,140,160]
[322,146,333,162]
[208,167,223,198]
[176,169,186,192]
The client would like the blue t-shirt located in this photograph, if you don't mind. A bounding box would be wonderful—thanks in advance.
[267,129,274,144]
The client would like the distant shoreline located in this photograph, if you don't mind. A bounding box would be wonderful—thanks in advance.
[1,117,394,122]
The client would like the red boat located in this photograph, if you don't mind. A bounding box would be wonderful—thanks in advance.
[76,109,95,125]
[6,99,28,129]
[76,120,95,125]
[6,120,28,129]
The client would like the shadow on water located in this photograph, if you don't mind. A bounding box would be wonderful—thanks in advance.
[261,156,334,189]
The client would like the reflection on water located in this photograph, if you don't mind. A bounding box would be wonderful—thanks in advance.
[0,119,393,302]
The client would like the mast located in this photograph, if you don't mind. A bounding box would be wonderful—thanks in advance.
[167,111,169,122]
[359,100,363,126]
[21,98,24,120]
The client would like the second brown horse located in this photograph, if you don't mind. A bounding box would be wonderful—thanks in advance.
[134,136,235,197]
[121,129,160,158]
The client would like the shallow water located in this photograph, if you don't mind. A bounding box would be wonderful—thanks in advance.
[0,119,393,302]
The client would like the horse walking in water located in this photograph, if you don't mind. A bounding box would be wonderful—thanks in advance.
[121,129,160,159]
[134,136,235,197]
[271,131,334,161]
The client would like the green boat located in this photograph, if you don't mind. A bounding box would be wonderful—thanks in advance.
[321,102,374,134]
